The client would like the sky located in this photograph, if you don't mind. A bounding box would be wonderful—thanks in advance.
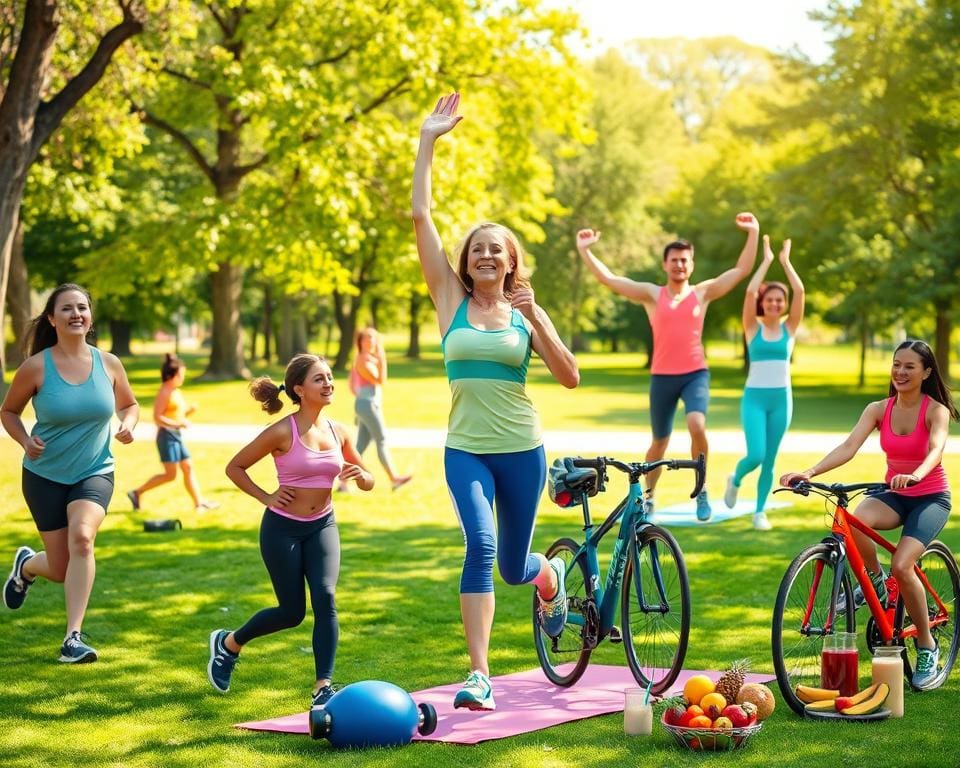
[545,0,834,61]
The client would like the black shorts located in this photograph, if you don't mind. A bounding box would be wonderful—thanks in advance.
[21,468,114,532]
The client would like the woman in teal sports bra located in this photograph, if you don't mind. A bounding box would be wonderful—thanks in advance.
[413,93,580,711]
[1,283,139,664]
[725,235,805,530]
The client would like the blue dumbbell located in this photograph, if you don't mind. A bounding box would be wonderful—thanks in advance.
[308,680,438,748]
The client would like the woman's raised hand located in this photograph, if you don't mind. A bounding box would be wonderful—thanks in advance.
[762,234,775,263]
[778,238,792,266]
[420,92,463,140]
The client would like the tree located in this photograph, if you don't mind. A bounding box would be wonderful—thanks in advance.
[0,0,145,377]
[127,0,584,378]
[533,51,682,352]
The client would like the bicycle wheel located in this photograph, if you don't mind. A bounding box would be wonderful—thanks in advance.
[621,525,690,694]
[772,543,855,715]
[898,540,960,690]
[533,538,593,686]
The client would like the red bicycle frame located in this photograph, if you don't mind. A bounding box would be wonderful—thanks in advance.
[801,500,951,643]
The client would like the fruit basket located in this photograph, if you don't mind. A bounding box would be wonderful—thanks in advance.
[661,713,763,752]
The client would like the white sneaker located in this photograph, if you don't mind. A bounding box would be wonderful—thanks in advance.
[724,474,738,509]
[753,512,772,531]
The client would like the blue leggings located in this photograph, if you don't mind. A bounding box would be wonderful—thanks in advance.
[733,387,792,514]
[444,446,546,593]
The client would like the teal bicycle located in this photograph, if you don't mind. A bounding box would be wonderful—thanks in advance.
[534,454,705,691]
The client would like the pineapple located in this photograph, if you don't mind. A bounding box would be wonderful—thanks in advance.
[715,658,751,703]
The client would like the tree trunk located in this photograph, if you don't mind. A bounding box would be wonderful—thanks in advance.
[109,319,133,357]
[932,304,951,381]
[262,283,273,362]
[248,319,258,360]
[858,316,868,389]
[204,262,248,379]
[0,0,144,379]
[406,292,421,359]
[332,290,357,371]
[4,220,31,367]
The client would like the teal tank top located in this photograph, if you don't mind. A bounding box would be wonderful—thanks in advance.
[744,324,794,389]
[441,298,542,453]
[23,346,116,484]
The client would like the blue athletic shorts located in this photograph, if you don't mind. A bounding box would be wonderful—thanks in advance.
[868,490,951,546]
[157,428,190,463]
[649,369,710,439]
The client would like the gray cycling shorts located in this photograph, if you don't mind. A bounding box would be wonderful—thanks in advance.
[868,490,951,546]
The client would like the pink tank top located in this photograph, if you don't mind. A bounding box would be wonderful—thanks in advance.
[274,416,344,489]
[650,287,707,375]
[880,396,948,496]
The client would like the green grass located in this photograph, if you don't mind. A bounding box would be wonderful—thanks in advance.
[1,344,958,766]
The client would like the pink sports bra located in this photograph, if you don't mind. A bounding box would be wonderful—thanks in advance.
[879,395,949,496]
[274,415,344,489]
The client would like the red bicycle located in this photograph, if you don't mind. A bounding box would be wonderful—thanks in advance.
[771,480,960,715]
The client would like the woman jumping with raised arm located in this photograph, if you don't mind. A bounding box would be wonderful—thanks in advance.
[413,92,579,711]
[724,235,804,530]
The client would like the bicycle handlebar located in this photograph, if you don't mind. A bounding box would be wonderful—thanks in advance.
[773,479,890,499]
[572,453,706,499]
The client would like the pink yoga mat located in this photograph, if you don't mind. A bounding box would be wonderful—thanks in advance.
[236,664,776,745]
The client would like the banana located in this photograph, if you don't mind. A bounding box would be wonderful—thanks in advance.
[804,699,837,712]
[795,684,840,703]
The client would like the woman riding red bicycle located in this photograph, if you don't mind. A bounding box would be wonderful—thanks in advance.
[781,339,958,689]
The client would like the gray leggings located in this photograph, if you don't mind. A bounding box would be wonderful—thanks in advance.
[355,390,393,470]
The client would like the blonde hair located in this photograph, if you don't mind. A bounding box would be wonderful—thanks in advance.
[455,222,530,298]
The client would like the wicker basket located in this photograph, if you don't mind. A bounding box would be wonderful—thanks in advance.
[660,713,763,752]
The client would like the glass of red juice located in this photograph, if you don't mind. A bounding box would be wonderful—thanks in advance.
[821,632,859,695]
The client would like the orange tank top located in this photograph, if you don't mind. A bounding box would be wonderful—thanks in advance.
[650,287,707,375]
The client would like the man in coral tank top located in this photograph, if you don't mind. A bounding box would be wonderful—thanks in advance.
[576,213,760,520]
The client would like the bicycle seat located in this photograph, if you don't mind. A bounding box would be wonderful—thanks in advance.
[548,457,598,507]
[564,467,597,490]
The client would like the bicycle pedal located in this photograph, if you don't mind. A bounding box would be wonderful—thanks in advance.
[608,626,623,644]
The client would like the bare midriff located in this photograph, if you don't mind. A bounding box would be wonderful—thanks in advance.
[271,486,333,518]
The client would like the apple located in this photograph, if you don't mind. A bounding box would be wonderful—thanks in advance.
[713,716,734,730]
[720,704,751,728]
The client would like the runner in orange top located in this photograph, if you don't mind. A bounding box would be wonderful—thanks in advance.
[127,354,219,513]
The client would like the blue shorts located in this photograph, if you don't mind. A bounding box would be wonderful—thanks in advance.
[649,369,710,439]
[868,490,951,547]
[157,428,190,463]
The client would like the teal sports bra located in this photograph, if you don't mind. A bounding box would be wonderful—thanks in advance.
[441,298,541,453]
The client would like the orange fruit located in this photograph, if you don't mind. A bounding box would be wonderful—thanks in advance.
[689,715,713,729]
[700,692,727,718]
[683,674,716,706]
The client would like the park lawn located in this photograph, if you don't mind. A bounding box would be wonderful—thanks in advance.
[0,433,958,767]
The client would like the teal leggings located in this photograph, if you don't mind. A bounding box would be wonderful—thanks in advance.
[733,387,792,514]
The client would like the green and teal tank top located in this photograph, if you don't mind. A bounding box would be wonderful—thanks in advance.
[441,297,541,454]
[23,346,116,484]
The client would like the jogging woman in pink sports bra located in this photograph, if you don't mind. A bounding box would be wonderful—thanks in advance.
[209,353,373,709]
[781,339,958,689]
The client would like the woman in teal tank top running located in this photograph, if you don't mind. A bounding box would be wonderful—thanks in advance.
[724,235,805,530]
[414,93,580,711]
[1,284,139,663]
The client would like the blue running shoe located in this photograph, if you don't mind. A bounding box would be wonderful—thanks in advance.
[539,557,568,638]
[912,643,940,689]
[207,629,239,693]
[453,670,496,711]
[3,546,36,610]
[695,490,712,522]
[59,631,97,663]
